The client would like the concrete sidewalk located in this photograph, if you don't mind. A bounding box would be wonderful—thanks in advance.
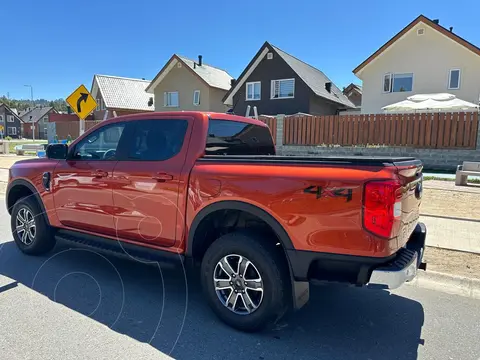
[421,215,480,253]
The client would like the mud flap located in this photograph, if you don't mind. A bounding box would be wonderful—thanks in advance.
[292,280,309,310]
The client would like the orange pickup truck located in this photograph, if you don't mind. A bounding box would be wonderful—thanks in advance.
[7,111,426,331]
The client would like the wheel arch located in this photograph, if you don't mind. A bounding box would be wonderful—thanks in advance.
[7,179,50,225]
[186,200,294,258]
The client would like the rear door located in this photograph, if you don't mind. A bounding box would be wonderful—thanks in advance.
[111,117,192,248]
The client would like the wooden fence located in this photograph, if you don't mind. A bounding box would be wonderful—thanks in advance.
[55,120,102,139]
[283,112,479,149]
[258,116,277,145]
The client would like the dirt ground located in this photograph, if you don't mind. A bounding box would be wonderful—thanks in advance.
[421,187,480,220]
[424,246,480,280]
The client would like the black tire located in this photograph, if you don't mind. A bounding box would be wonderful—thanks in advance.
[201,231,290,332]
[11,196,56,255]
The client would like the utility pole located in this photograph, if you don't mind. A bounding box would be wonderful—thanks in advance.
[24,85,35,141]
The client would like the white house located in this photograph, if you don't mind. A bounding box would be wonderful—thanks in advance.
[354,15,480,114]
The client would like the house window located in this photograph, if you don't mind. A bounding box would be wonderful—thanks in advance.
[193,90,200,106]
[448,69,461,90]
[271,79,295,99]
[7,115,14,122]
[96,99,101,111]
[383,73,413,93]
[43,116,48,122]
[101,99,106,110]
[0,115,3,122]
[164,92,179,107]
[7,127,16,135]
[246,82,261,101]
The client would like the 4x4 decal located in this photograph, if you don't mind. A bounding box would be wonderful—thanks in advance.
[303,186,353,202]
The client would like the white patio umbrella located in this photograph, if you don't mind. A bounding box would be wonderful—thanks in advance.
[382,93,479,112]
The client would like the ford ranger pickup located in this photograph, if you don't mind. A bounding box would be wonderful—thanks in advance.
[7,111,426,332]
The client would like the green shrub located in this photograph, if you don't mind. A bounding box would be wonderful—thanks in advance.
[5,136,12,140]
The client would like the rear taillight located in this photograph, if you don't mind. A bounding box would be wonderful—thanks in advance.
[363,180,402,239]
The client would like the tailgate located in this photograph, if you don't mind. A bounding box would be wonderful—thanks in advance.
[394,160,423,247]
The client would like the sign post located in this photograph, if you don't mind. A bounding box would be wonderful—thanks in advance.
[66,84,97,137]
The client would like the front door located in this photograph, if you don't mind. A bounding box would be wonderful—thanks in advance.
[112,117,191,248]
[53,121,128,236]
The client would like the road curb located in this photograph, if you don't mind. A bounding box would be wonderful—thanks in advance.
[408,270,480,299]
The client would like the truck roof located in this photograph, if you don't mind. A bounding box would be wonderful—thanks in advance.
[100,111,269,128]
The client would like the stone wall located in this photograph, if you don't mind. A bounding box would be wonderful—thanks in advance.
[272,115,480,171]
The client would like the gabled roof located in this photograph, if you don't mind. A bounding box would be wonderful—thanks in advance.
[353,15,480,75]
[19,106,56,123]
[0,103,23,122]
[91,75,154,111]
[146,55,233,93]
[222,42,355,108]
[343,83,362,95]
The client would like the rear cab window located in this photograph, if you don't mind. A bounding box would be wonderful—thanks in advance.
[206,119,275,155]
[126,119,188,161]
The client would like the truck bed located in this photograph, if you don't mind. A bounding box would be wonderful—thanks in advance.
[199,155,420,167]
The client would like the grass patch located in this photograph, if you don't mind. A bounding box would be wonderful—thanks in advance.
[7,140,47,153]
[423,176,480,184]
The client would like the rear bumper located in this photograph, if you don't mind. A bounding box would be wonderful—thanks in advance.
[368,222,426,289]
[286,222,427,286]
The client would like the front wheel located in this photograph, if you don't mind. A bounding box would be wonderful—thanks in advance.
[11,197,56,255]
[201,232,290,332]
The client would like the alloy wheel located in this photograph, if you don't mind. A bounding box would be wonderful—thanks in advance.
[16,207,36,246]
[213,254,264,315]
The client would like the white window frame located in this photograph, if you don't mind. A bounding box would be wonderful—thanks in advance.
[101,98,106,110]
[96,99,101,111]
[164,91,179,107]
[382,73,414,93]
[7,115,14,123]
[7,127,16,135]
[246,81,261,101]
[0,115,3,122]
[193,90,200,106]
[270,78,295,99]
[448,69,461,90]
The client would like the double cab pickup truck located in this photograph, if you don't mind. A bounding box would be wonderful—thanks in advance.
[7,111,426,332]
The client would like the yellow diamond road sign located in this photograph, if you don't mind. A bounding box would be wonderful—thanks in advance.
[66,84,97,120]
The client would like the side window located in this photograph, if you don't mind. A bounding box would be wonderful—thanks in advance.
[127,119,188,161]
[206,120,275,155]
[72,123,125,160]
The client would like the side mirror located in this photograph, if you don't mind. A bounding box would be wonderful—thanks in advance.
[46,144,68,160]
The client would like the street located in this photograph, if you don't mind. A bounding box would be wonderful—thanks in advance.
[1,200,480,360]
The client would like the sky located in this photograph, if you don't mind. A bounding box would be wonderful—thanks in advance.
[1,0,479,100]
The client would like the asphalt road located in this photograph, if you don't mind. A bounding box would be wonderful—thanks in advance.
[1,200,480,360]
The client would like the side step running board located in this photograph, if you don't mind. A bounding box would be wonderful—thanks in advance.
[55,230,185,267]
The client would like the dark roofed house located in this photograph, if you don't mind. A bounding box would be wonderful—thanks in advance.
[0,103,23,138]
[20,106,57,139]
[223,41,355,116]
[342,83,362,108]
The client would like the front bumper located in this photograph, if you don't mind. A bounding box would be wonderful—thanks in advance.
[368,222,426,289]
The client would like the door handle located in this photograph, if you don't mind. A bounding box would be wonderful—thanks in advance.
[152,173,173,182]
[92,170,109,178]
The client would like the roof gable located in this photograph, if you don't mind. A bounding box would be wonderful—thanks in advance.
[146,55,233,94]
[0,103,23,122]
[353,15,480,75]
[91,75,154,111]
[20,107,56,123]
[222,42,354,108]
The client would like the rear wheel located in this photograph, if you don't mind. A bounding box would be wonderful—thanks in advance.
[11,197,56,255]
[201,232,289,332]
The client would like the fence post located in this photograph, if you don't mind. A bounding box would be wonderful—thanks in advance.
[275,114,284,146]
